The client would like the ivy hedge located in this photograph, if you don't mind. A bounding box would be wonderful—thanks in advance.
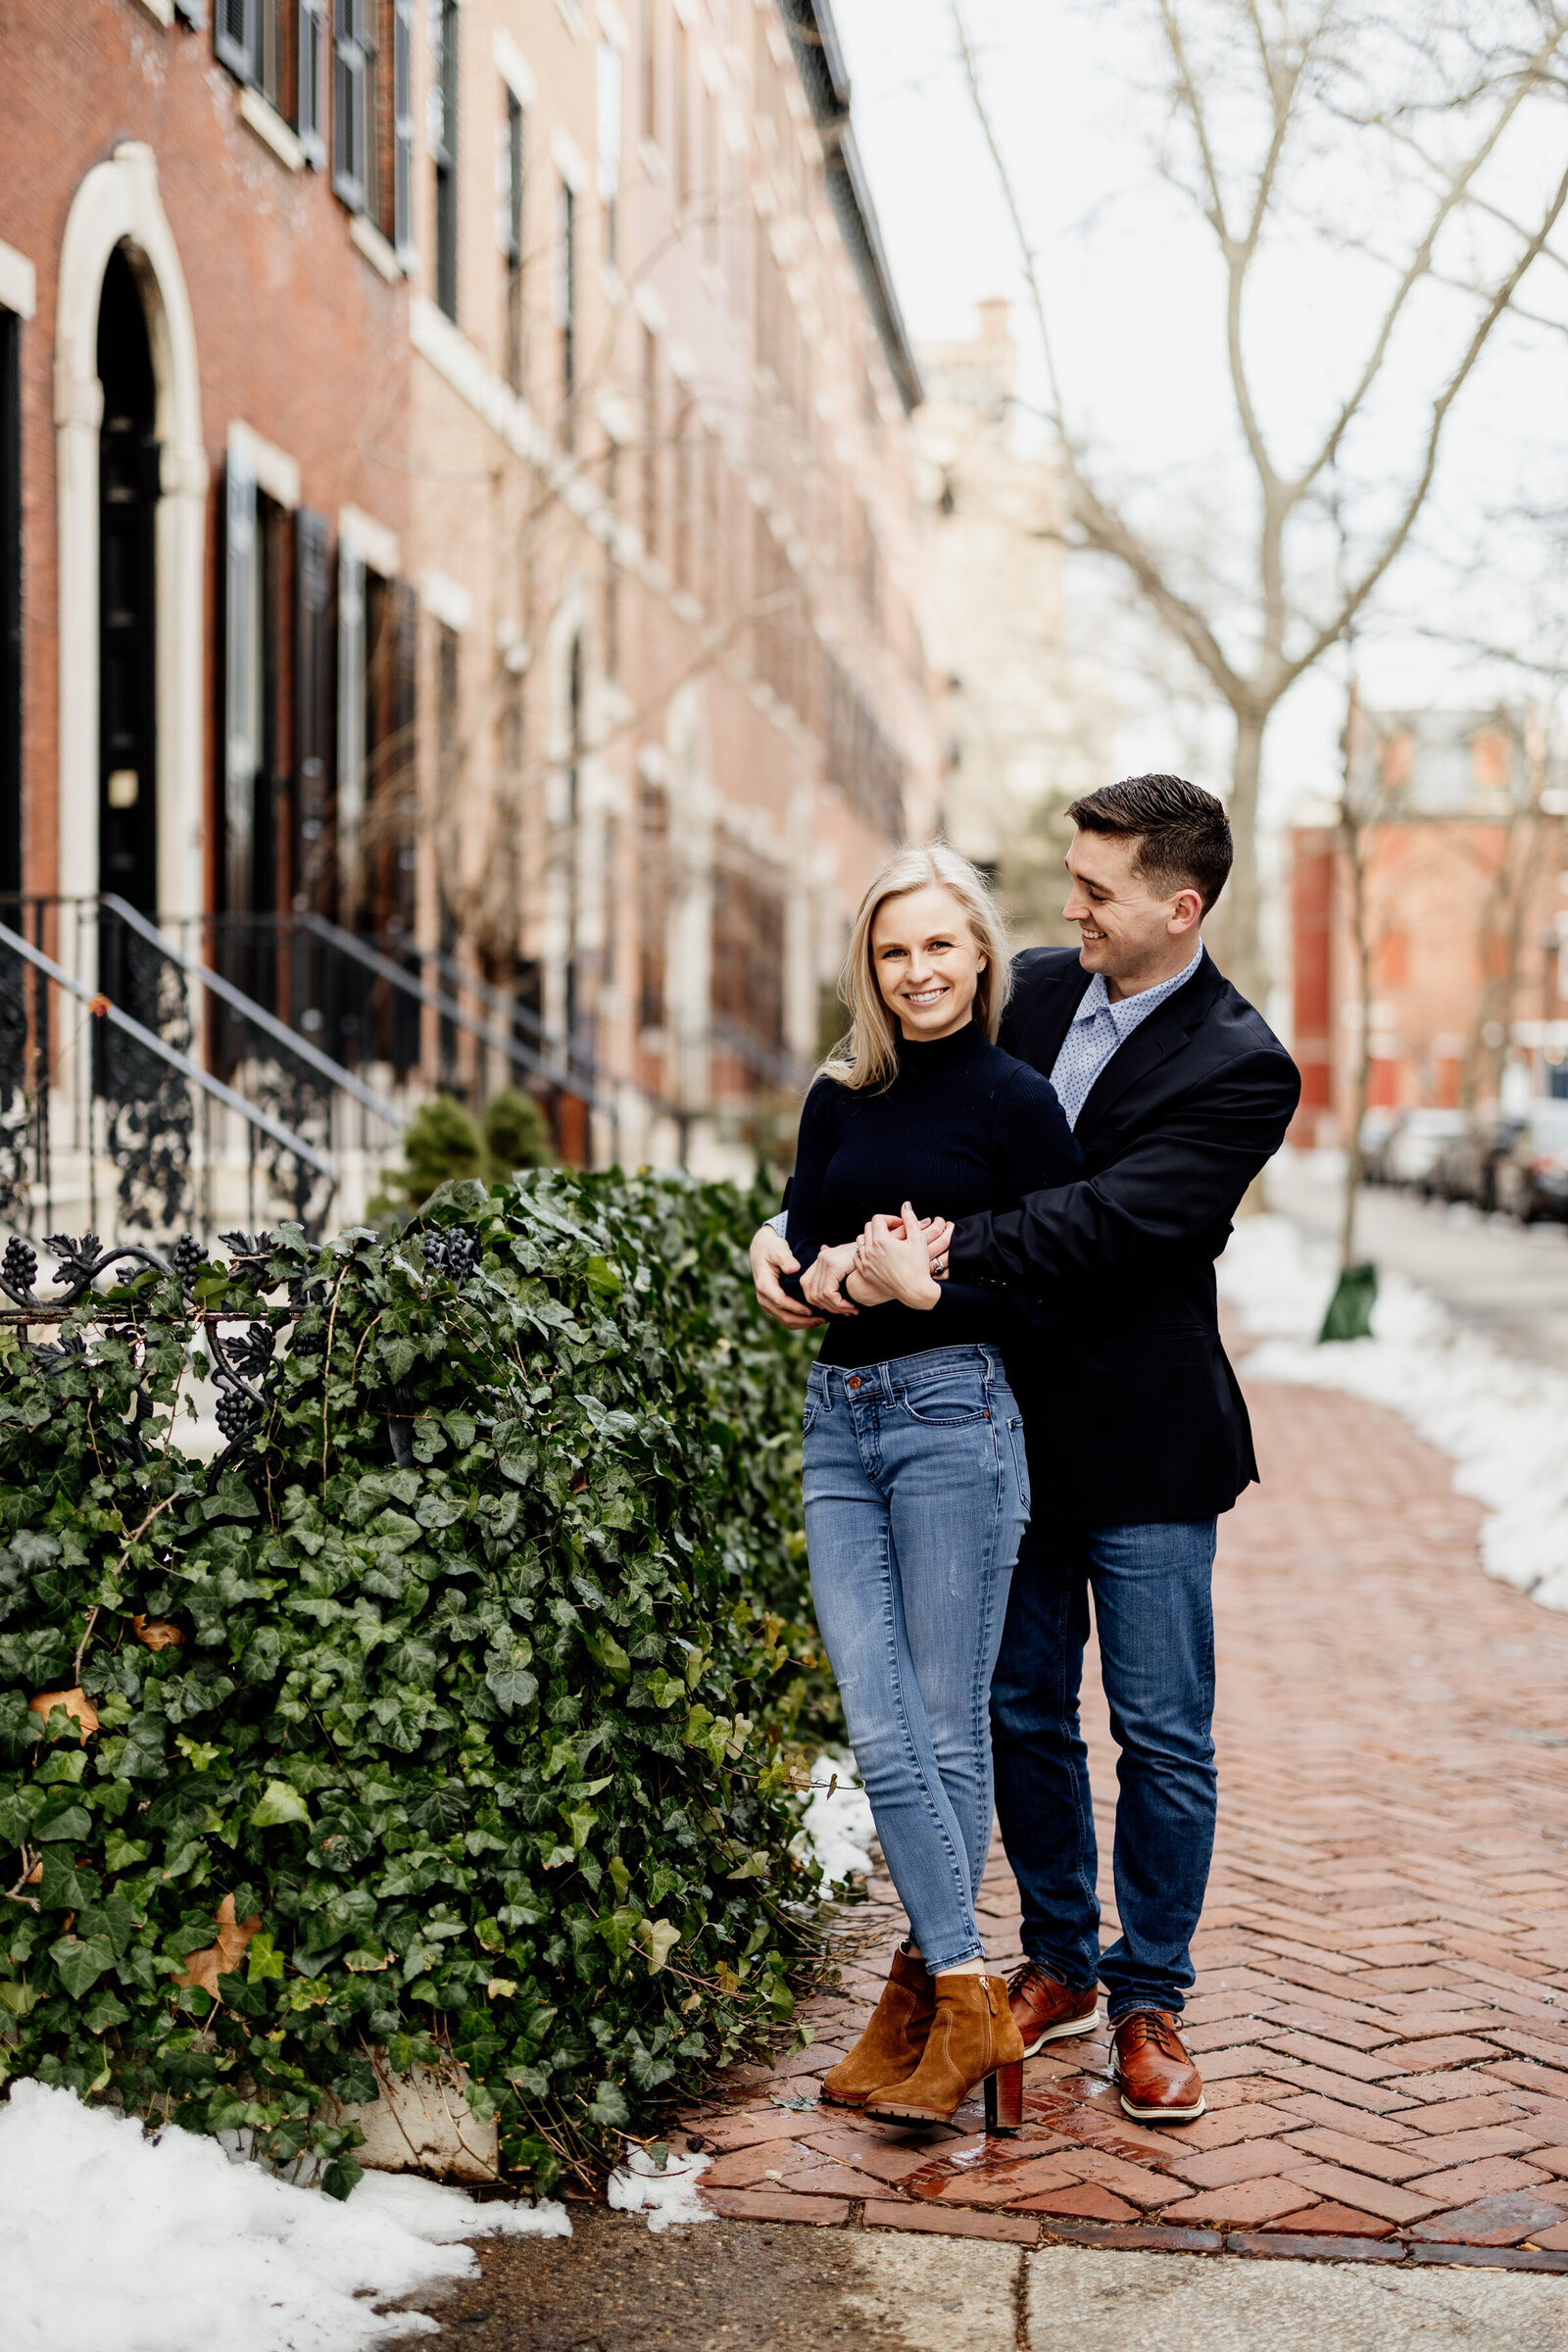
[0,1171,829,2197]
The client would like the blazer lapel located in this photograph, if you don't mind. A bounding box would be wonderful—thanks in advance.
[1008,957,1094,1076]
[1073,956,1224,1143]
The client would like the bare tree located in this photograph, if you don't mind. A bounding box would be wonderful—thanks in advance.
[950,0,1568,1004]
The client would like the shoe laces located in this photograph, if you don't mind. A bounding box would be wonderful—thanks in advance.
[1006,1960,1062,1999]
[1116,2010,1187,2062]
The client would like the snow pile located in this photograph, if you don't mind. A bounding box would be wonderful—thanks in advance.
[793,1747,875,1886]
[1219,1213,1568,1611]
[1,2080,568,2352]
[607,2144,714,2231]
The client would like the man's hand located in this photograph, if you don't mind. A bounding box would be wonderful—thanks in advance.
[750,1223,826,1332]
[802,1240,862,1317]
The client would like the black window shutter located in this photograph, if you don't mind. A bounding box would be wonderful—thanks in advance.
[298,0,326,167]
[433,0,459,318]
[293,509,333,912]
[393,0,416,262]
[216,0,257,83]
[332,0,368,212]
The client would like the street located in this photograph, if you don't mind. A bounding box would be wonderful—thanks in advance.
[1266,1154,1568,1373]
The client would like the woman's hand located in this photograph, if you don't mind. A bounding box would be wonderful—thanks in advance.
[855,1202,945,1310]
[801,1240,861,1316]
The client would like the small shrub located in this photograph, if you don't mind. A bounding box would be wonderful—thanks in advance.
[481,1090,555,1179]
[0,1172,828,2197]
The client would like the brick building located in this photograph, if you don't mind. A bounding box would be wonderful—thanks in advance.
[0,0,934,1228]
[1289,710,1568,1145]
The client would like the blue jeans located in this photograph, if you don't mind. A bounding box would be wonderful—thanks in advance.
[991,1515,1218,2019]
[803,1346,1030,1975]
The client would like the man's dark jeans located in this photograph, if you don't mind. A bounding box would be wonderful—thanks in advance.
[991,1515,1218,2020]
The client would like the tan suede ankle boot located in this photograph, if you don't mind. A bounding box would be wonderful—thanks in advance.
[820,1943,937,2109]
[863,1973,1026,2132]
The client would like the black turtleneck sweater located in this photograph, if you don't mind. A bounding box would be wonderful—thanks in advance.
[784,1021,1082,1369]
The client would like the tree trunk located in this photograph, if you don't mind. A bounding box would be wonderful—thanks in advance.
[1213,705,1266,1010]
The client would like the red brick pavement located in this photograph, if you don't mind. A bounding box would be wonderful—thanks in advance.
[682,1377,1568,2269]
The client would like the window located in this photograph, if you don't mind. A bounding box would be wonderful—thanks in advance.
[432,0,460,319]
[0,305,20,902]
[598,38,622,266]
[638,774,669,1030]
[501,87,524,391]
[712,867,785,1054]
[332,0,369,212]
[553,179,576,437]
[217,0,284,107]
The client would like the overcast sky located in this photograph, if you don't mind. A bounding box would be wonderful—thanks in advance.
[832,0,1568,824]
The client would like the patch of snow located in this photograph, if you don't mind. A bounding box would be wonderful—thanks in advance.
[1,2080,567,2352]
[1219,1213,1568,1612]
[792,1746,875,1886]
[606,2144,714,2231]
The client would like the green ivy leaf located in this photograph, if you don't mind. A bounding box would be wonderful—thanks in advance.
[251,1780,312,1830]
[634,1918,681,1974]
[247,1931,286,1984]
[48,1934,116,1997]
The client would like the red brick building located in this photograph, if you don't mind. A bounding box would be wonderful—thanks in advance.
[1289,711,1568,1144]
[0,1,934,1226]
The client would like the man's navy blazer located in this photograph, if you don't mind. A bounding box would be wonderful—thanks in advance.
[948,946,1301,1526]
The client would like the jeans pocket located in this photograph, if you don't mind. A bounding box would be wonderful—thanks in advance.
[897,1366,989,1426]
[1005,1415,1032,1516]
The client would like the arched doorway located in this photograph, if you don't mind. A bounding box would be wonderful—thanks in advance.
[56,143,206,925]
[96,245,159,912]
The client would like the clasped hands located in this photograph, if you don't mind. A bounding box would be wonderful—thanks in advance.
[802,1203,953,1318]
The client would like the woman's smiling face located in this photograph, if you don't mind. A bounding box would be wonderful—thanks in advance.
[870,884,988,1042]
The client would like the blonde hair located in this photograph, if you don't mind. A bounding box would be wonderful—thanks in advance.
[821,843,1012,1091]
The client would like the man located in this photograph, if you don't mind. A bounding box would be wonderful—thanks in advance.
[751,776,1300,2123]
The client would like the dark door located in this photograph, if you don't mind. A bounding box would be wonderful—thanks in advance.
[97,246,159,915]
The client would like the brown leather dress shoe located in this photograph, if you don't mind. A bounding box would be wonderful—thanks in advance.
[1007,1961,1101,2058]
[1111,2008,1205,2122]
[864,1974,1026,2132]
[821,1942,936,2108]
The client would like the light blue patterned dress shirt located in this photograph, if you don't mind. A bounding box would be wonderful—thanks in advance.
[1049,949,1205,1131]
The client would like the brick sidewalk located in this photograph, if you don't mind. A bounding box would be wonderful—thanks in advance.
[681,1377,1568,2273]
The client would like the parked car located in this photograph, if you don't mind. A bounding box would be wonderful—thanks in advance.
[1425,1116,1524,1211]
[1494,1102,1568,1224]
[1358,1108,1403,1184]
[1382,1107,1467,1191]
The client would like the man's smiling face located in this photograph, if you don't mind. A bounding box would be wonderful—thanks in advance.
[1062,829,1204,998]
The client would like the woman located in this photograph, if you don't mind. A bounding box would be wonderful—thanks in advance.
[785,845,1081,2131]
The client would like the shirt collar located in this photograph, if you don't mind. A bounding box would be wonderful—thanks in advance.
[1071,945,1204,1029]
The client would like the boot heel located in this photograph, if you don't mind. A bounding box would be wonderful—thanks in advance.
[984,2060,1023,2135]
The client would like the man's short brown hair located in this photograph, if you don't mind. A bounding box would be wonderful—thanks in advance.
[1065,774,1233,911]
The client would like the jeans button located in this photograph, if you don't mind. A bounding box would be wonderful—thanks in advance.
[848,1376,861,1390]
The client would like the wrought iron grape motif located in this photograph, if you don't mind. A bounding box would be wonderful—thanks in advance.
[0,1221,482,1474]
[0,1228,279,1472]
